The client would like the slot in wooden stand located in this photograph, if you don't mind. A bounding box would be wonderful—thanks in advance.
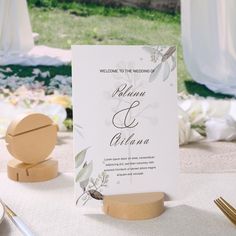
[103,192,165,220]
[5,113,58,182]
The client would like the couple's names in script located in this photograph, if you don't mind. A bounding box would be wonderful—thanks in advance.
[110,83,150,147]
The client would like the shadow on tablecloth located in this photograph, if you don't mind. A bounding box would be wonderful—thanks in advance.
[85,205,235,236]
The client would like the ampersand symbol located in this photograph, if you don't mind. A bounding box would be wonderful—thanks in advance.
[112,101,140,129]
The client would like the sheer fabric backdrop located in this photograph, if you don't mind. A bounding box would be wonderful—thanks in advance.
[181,0,236,96]
[0,0,34,54]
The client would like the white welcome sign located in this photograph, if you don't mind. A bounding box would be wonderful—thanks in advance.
[72,46,179,211]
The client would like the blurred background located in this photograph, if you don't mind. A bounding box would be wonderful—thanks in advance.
[1,0,236,145]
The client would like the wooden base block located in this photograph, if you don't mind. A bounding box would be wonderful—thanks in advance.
[7,159,58,182]
[103,192,165,220]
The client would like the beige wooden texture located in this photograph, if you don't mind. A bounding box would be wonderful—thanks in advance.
[103,192,164,220]
[6,113,58,164]
[7,159,58,182]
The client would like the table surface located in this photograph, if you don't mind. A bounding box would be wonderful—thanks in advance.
[1,133,236,235]
[0,173,236,236]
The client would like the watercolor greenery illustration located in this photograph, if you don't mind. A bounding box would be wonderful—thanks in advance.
[143,46,176,82]
[75,147,109,205]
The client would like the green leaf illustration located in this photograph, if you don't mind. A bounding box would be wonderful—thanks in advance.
[75,148,89,168]
[163,61,170,81]
[162,46,176,62]
[149,63,162,82]
[76,161,93,183]
[80,179,89,192]
[79,162,89,191]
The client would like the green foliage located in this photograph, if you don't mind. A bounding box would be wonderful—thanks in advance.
[27,0,180,22]
[185,81,233,99]
[28,0,58,8]
[64,118,73,130]
[28,6,185,92]
[0,65,71,94]
[1,65,71,86]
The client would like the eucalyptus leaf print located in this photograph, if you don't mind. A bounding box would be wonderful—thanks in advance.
[149,63,162,82]
[75,147,89,168]
[75,146,109,205]
[76,161,93,183]
[78,162,88,191]
[88,190,104,200]
[74,123,84,138]
[163,62,171,81]
[76,171,109,205]
[162,46,176,62]
[145,46,176,83]
[80,179,89,192]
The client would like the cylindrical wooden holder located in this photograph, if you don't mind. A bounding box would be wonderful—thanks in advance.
[7,159,58,182]
[5,113,58,182]
[103,192,165,220]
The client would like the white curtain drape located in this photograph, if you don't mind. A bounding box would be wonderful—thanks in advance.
[0,0,34,54]
[181,0,236,96]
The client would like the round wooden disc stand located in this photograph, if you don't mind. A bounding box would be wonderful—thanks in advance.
[5,113,58,182]
[103,192,165,220]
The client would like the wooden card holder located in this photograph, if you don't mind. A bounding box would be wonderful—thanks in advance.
[103,192,165,220]
[5,113,58,182]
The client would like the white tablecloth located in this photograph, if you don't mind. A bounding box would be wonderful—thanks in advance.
[0,172,236,236]
[1,133,236,235]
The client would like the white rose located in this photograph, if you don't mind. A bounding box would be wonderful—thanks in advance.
[178,108,203,145]
[206,116,236,141]
[203,99,230,118]
[179,100,205,126]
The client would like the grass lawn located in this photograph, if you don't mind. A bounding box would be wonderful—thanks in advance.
[29,6,190,93]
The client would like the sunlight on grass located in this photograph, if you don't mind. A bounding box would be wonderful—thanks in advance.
[29,7,191,92]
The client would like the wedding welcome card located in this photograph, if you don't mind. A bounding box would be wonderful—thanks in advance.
[72,46,178,211]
